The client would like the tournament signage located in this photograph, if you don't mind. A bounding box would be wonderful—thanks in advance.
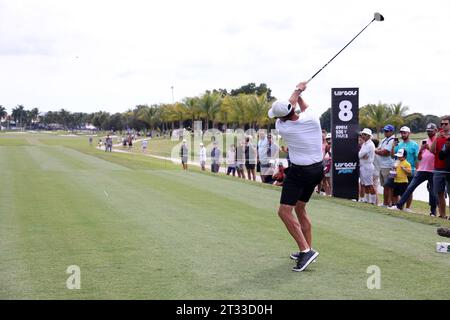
[331,88,359,200]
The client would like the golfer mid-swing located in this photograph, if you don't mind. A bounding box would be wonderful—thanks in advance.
[268,81,323,272]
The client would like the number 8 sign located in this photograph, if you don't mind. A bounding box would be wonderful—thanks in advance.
[338,100,353,122]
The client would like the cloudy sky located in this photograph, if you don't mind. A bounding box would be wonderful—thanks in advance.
[1,0,449,117]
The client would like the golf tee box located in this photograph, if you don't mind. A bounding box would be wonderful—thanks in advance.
[436,242,450,253]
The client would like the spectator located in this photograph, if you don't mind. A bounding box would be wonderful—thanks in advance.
[257,131,266,176]
[245,136,257,181]
[89,136,93,145]
[438,137,450,196]
[390,149,412,207]
[358,134,366,202]
[199,142,207,171]
[105,135,112,152]
[372,138,380,206]
[359,128,377,204]
[127,134,133,149]
[259,133,279,183]
[375,125,395,207]
[392,126,419,211]
[431,115,450,218]
[211,141,221,173]
[272,162,286,186]
[180,139,188,170]
[108,135,113,152]
[236,141,246,179]
[226,144,237,176]
[141,139,148,153]
[392,123,438,214]
[316,131,328,194]
[322,133,332,196]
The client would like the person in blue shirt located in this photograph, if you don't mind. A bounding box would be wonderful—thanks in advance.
[391,126,419,211]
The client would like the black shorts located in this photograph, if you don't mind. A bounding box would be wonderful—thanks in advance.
[280,162,324,205]
[245,163,255,170]
[394,183,408,197]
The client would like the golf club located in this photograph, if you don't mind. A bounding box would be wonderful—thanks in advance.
[306,12,384,84]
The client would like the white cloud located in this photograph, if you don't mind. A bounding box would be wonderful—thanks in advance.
[1,0,449,117]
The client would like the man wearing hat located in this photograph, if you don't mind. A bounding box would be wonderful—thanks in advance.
[180,139,189,170]
[391,123,438,214]
[359,128,377,204]
[268,81,322,272]
[392,126,419,211]
[375,125,395,207]
[199,142,207,171]
[211,141,221,173]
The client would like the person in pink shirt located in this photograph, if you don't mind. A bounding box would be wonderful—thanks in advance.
[392,123,438,214]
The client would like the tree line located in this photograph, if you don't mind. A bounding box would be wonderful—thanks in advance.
[0,83,275,132]
[1,86,443,135]
[320,102,442,137]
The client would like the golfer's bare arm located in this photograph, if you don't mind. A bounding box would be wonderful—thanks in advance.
[289,81,308,112]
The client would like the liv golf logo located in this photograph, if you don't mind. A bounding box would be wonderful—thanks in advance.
[334,162,358,175]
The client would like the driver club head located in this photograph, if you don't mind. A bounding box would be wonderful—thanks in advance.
[374,12,384,21]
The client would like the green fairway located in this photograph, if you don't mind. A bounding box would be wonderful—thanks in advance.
[1,133,449,299]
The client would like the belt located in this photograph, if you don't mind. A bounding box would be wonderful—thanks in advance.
[290,161,323,168]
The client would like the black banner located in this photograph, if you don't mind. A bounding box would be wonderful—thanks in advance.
[331,88,359,200]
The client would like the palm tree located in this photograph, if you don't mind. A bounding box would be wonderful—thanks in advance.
[0,106,6,122]
[29,108,40,128]
[157,104,171,133]
[387,102,409,130]
[11,105,26,130]
[227,94,250,128]
[215,95,233,129]
[59,109,71,130]
[359,103,389,138]
[183,97,201,128]
[0,106,7,130]
[0,105,6,119]
[138,105,160,131]
[122,109,134,130]
[169,103,189,129]
[198,91,222,130]
[248,93,271,129]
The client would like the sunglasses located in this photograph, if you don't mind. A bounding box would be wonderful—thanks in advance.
[441,123,449,126]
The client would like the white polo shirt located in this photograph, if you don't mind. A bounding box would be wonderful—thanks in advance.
[275,108,323,166]
[359,140,375,167]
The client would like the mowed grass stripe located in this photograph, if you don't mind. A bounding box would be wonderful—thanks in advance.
[2,169,186,299]
[0,172,38,298]
[67,169,289,298]
[25,145,130,172]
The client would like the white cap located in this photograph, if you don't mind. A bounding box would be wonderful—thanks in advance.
[395,148,406,157]
[268,101,292,118]
[326,133,332,139]
[399,126,411,133]
[361,128,372,137]
[182,139,186,143]
[199,142,204,146]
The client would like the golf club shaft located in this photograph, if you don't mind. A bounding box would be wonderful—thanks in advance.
[307,18,376,84]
